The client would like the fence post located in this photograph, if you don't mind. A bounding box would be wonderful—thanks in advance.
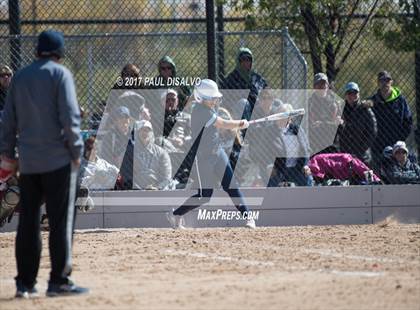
[216,4,225,85]
[9,0,22,71]
[281,27,289,89]
[205,0,217,80]
[415,49,420,157]
[87,42,94,121]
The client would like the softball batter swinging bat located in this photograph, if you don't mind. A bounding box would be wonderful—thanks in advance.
[248,108,305,125]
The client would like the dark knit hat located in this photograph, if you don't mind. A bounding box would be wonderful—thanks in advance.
[37,30,65,58]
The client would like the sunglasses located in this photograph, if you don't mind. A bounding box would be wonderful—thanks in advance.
[0,73,12,78]
[240,57,252,62]
[379,78,391,82]
[346,90,358,95]
[160,66,172,71]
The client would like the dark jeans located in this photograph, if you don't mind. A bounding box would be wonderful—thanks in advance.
[268,166,313,187]
[15,163,77,288]
[174,149,249,216]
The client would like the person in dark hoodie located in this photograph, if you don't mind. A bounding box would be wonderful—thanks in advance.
[338,82,377,165]
[370,71,412,171]
[221,47,268,119]
[155,56,192,110]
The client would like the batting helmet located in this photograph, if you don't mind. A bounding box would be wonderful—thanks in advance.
[194,79,222,103]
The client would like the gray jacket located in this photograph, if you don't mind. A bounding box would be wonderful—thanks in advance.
[0,59,82,173]
[133,142,172,189]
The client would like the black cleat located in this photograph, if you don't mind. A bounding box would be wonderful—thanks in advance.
[46,281,89,297]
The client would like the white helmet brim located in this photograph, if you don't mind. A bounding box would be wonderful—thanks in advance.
[194,79,223,103]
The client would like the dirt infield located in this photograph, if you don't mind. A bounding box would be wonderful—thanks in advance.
[1,222,419,309]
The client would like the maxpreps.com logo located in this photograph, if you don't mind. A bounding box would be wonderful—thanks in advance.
[197,209,259,221]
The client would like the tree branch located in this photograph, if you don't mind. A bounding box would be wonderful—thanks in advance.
[300,3,323,73]
[334,0,361,56]
[336,0,380,74]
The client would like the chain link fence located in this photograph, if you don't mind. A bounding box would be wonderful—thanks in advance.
[0,0,418,189]
[275,12,417,161]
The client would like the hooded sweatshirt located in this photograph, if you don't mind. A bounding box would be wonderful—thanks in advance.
[236,47,253,84]
[158,55,177,79]
[221,47,268,113]
[370,86,412,154]
[155,56,191,110]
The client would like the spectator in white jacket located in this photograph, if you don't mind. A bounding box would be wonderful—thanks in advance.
[80,136,119,190]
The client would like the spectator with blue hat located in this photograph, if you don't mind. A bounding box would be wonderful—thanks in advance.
[337,81,377,165]
[101,105,135,190]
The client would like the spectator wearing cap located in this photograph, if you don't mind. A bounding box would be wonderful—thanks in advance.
[153,56,192,110]
[0,30,88,297]
[337,82,377,165]
[379,145,394,184]
[157,89,192,149]
[161,89,180,137]
[102,105,135,190]
[370,71,413,171]
[133,120,172,190]
[221,47,268,118]
[112,106,132,134]
[308,72,342,154]
[152,89,193,188]
[384,141,420,184]
[0,65,13,112]
[118,90,150,122]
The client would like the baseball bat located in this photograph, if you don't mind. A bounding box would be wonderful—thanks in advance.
[248,108,305,125]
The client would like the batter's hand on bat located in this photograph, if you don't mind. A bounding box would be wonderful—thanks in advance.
[239,119,249,129]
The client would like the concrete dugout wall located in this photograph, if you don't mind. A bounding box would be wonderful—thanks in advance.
[1,185,419,232]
